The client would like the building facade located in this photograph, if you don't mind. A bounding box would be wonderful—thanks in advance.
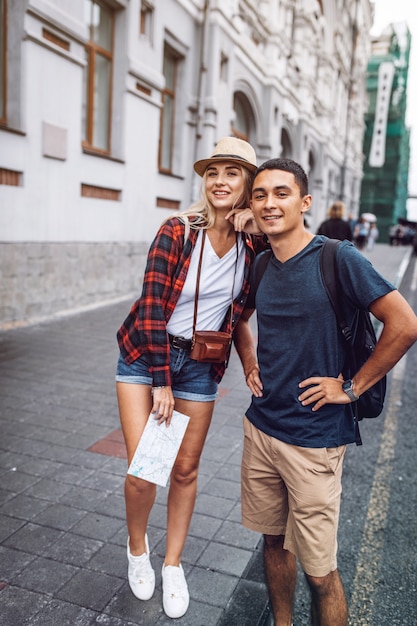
[0,0,373,327]
[360,22,411,242]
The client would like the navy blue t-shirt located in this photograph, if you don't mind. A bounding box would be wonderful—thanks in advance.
[246,236,395,448]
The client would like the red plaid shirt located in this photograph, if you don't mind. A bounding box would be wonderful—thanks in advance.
[117,217,267,386]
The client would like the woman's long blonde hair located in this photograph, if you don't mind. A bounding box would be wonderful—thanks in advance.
[165,164,254,237]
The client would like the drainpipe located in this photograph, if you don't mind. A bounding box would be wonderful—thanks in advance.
[192,0,210,201]
[340,0,359,210]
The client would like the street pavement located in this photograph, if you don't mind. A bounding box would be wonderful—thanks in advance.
[0,243,415,626]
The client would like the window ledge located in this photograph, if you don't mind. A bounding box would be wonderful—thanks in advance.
[0,124,26,137]
[158,170,184,181]
[82,147,125,164]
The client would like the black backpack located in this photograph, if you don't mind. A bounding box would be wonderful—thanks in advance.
[252,239,387,445]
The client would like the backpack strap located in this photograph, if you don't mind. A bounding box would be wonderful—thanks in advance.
[320,238,362,445]
[254,249,272,286]
[320,240,351,339]
[246,249,272,308]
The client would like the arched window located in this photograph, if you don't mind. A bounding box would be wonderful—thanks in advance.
[232,92,253,141]
[281,129,292,158]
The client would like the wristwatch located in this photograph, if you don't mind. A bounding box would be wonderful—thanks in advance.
[342,379,359,402]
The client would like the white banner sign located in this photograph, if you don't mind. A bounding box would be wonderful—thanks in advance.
[368,61,395,168]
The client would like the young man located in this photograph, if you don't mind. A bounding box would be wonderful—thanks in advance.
[234,158,417,626]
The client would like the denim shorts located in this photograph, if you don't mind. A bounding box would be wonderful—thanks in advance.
[115,346,218,402]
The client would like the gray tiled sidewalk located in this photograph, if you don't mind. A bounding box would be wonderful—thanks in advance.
[0,243,412,626]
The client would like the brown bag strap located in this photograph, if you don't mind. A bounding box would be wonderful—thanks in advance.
[192,230,238,336]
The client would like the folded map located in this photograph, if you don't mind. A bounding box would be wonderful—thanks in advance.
[127,410,190,487]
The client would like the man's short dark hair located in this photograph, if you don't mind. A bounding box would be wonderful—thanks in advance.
[254,158,309,197]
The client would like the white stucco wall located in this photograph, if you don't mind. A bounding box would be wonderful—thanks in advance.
[0,0,373,326]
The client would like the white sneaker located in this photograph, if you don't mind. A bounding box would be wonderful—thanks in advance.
[127,535,155,601]
[161,563,190,618]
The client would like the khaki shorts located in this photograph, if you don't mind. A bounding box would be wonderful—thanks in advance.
[241,416,346,577]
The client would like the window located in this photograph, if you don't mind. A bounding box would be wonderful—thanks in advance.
[0,0,6,124]
[81,183,120,200]
[140,1,153,40]
[0,0,25,131]
[281,129,292,158]
[82,0,114,153]
[232,92,250,141]
[42,28,70,51]
[0,167,21,186]
[159,45,178,173]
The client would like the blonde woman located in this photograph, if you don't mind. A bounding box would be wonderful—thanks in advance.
[116,138,266,618]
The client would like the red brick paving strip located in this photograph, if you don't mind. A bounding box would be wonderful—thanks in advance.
[88,428,127,459]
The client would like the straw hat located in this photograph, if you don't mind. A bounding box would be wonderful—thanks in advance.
[193,137,257,177]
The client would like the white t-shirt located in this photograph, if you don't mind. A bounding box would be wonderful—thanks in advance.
[167,230,245,338]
